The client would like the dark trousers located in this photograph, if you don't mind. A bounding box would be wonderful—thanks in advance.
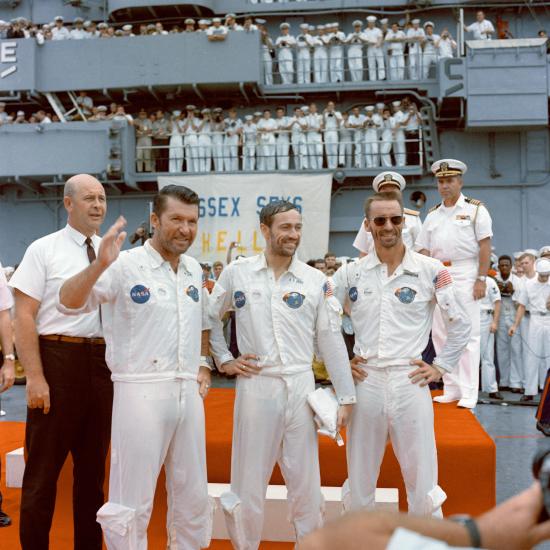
[405,130,420,166]
[19,340,113,550]
[537,369,550,423]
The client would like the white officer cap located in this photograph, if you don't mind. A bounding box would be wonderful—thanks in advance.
[317,25,325,30]
[412,18,421,24]
[172,110,181,117]
[212,18,221,23]
[366,16,377,23]
[122,24,133,31]
[424,21,435,29]
[352,20,363,27]
[535,258,550,275]
[255,19,266,25]
[201,108,211,114]
[392,100,401,107]
[280,22,290,29]
[74,17,84,24]
[431,159,468,177]
[373,171,406,192]
[245,114,253,121]
[523,248,539,258]
[300,23,309,30]
[365,106,375,112]
[212,107,223,113]
[225,13,236,19]
[376,102,385,109]
[380,18,389,25]
[54,16,64,22]
[539,246,550,258]
[185,104,197,111]
[204,20,212,25]
[254,111,262,117]
[83,21,92,28]
[198,19,207,25]
[16,110,25,116]
[97,105,108,112]
[184,18,194,25]
[98,22,108,29]
[301,106,309,113]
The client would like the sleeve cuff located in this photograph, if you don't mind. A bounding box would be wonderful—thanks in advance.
[215,353,235,372]
[338,396,357,405]
[432,357,451,374]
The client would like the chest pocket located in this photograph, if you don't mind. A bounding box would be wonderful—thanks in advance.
[453,216,472,228]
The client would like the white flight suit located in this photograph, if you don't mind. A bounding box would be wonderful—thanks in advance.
[242,123,257,171]
[57,241,214,550]
[338,120,353,167]
[296,33,313,83]
[422,33,440,79]
[416,194,493,406]
[332,248,470,516]
[262,36,274,85]
[323,110,342,169]
[328,31,346,82]
[276,35,296,84]
[224,117,242,172]
[183,117,200,173]
[516,277,550,395]
[275,116,291,170]
[407,27,425,80]
[392,109,407,167]
[346,32,364,81]
[291,116,308,169]
[312,35,329,83]
[353,209,423,255]
[364,114,381,168]
[379,114,396,167]
[211,120,226,172]
[347,114,365,168]
[168,119,184,173]
[306,112,323,170]
[209,254,356,550]
[197,120,212,173]
[386,30,406,80]
[363,27,385,81]
[479,277,501,394]
[495,272,523,389]
[257,117,277,171]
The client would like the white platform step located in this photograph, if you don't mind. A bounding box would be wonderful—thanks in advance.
[6,446,24,488]
[209,483,399,542]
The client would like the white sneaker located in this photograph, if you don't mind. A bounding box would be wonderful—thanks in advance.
[433,394,460,404]
[457,398,477,409]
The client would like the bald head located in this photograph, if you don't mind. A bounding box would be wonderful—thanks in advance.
[63,174,107,237]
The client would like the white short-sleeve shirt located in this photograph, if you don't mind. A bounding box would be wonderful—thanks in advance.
[480,276,501,311]
[0,262,14,312]
[9,225,102,337]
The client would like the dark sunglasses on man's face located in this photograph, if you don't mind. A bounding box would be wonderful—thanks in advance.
[369,215,404,227]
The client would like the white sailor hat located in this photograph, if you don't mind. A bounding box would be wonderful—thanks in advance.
[0,21,6,26]
[253,111,262,117]
[98,22,108,29]
[365,105,375,111]
[201,108,211,114]
[74,17,84,24]
[373,171,406,192]
[184,18,195,25]
[376,102,385,109]
[212,107,223,113]
[83,21,92,28]
[54,16,64,22]
[300,23,309,30]
[301,105,309,113]
[317,25,325,30]
[198,19,207,25]
[513,251,523,260]
[212,18,221,23]
[333,22,340,27]
[431,158,467,177]
[392,100,401,107]
[412,18,421,25]
[115,29,124,36]
[16,110,25,116]
[309,25,315,31]
[245,114,253,121]
[366,16,377,23]
[225,13,236,19]
[172,110,181,116]
[280,22,290,29]
[255,18,266,25]
[538,245,550,257]
[185,104,197,111]
[523,248,539,258]
[424,21,435,28]
[97,105,108,112]
[352,20,363,27]
[122,24,133,31]
[203,20,212,25]
[535,258,550,275]
[380,18,389,25]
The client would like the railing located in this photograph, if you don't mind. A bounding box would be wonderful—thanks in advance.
[134,128,424,173]
[262,49,453,85]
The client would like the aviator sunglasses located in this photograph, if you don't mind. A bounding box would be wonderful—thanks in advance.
[369,215,404,227]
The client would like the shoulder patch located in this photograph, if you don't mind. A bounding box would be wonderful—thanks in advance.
[429,204,441,213]
[465,197,482,206]
[404,208,420,217]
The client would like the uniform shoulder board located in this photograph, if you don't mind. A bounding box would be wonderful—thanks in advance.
[428,204,441,213]
[404,208,420,217]
[465,197,482,206]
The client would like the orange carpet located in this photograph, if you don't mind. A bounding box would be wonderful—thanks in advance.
[1,388,495,549]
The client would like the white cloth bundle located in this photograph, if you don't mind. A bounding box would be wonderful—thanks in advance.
[307,387,344,446]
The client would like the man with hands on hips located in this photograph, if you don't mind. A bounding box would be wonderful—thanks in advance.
[58,185,214,550]
[209,200,356,550]
[332,191,470,517]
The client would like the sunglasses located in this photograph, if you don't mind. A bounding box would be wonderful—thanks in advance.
[369,215,404,227]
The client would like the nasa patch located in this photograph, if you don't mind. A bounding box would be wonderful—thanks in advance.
[186,285,199,303]
[394,287,417,304]
[349,287,358,302]
[234,291,246,308]
[283,292,305,309]
[130,284,151,304]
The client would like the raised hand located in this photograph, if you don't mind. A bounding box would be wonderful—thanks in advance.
[97,216,127,269]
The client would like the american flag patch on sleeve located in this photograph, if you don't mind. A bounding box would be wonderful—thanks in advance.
[323,280,333,297]
[435,269,452,289]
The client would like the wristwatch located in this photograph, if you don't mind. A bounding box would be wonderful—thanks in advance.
[476,276,487,282]
[3,353,15,362]
[450,515,482,548]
